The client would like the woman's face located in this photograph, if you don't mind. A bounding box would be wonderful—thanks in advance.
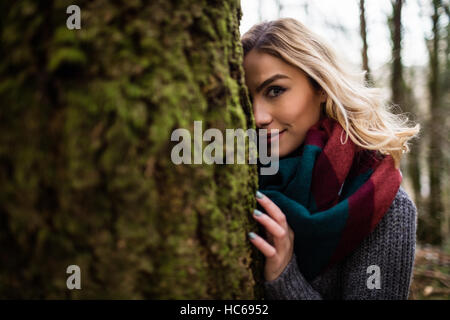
[243,49,326,158]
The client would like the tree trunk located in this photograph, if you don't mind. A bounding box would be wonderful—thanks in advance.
[388,0,424,241]
[359,0,373,86]
[442,2,450,244]
[389,0,405,107]
[0,0,263,299]
[424,0,444,245]
[388,0,421,218]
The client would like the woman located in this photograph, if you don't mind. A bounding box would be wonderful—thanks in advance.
[241,18,420,300]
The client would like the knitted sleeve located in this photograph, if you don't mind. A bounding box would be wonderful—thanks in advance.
[262,187,417,300]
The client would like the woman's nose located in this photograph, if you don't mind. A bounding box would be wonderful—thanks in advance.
[253,101,273,128]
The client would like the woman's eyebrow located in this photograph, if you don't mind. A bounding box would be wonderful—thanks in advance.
[256,74,290,93]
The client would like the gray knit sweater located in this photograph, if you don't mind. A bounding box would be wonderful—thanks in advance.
[263,186,417,300]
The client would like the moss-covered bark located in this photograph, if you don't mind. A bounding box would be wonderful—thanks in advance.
[0,0,263,299]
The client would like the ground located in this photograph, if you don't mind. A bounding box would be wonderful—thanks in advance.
[409,241,450,300]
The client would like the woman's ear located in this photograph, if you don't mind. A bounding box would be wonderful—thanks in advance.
[320,90,328,103]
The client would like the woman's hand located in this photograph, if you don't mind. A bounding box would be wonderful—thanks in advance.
[248,191,295,282]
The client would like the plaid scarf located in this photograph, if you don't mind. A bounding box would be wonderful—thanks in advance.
[257,116,402,281]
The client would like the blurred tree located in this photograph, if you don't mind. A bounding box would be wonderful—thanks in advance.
[388,0,422,225]
[422,0,445,245]
[389,0,406,106]
[359,0,373,86]
[441,0,450,244]
[0,0,262,298]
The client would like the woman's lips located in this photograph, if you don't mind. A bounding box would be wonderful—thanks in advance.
[266,129,286,143]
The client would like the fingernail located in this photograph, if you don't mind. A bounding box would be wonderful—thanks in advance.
[256,191,264,199]
[253,209,263,217]
[248,232,257,239]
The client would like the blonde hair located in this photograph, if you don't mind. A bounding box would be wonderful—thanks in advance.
[241,18,420,168]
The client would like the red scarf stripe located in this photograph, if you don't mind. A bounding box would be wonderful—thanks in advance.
[321,118,356,182]
[311,152,342,210]
[324,179,376,271]
[324,157,402,273]
[311,118,356,211]
[304,126,327,149]
[370,157,402,230]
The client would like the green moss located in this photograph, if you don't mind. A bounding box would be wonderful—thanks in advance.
[0,0,262,300]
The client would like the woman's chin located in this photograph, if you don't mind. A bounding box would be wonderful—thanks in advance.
[267,145,285,159]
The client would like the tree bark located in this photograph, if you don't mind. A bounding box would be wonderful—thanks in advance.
[0,0,263,299]
[389,0,405,106]
[388,0,423,242]
[391,0,423,224]
[359,0,373,86]
[424,0,444,245]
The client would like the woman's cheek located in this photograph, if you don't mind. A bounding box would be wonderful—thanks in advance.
[282,99,308,124]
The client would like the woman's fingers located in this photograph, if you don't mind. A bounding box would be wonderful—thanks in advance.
[249,192,296,281]
[248,232,276,258]
[249,191,294,259]
[253,209,286,239]
[255,191,288,228]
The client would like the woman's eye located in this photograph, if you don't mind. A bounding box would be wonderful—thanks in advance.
[266,86,285,98]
